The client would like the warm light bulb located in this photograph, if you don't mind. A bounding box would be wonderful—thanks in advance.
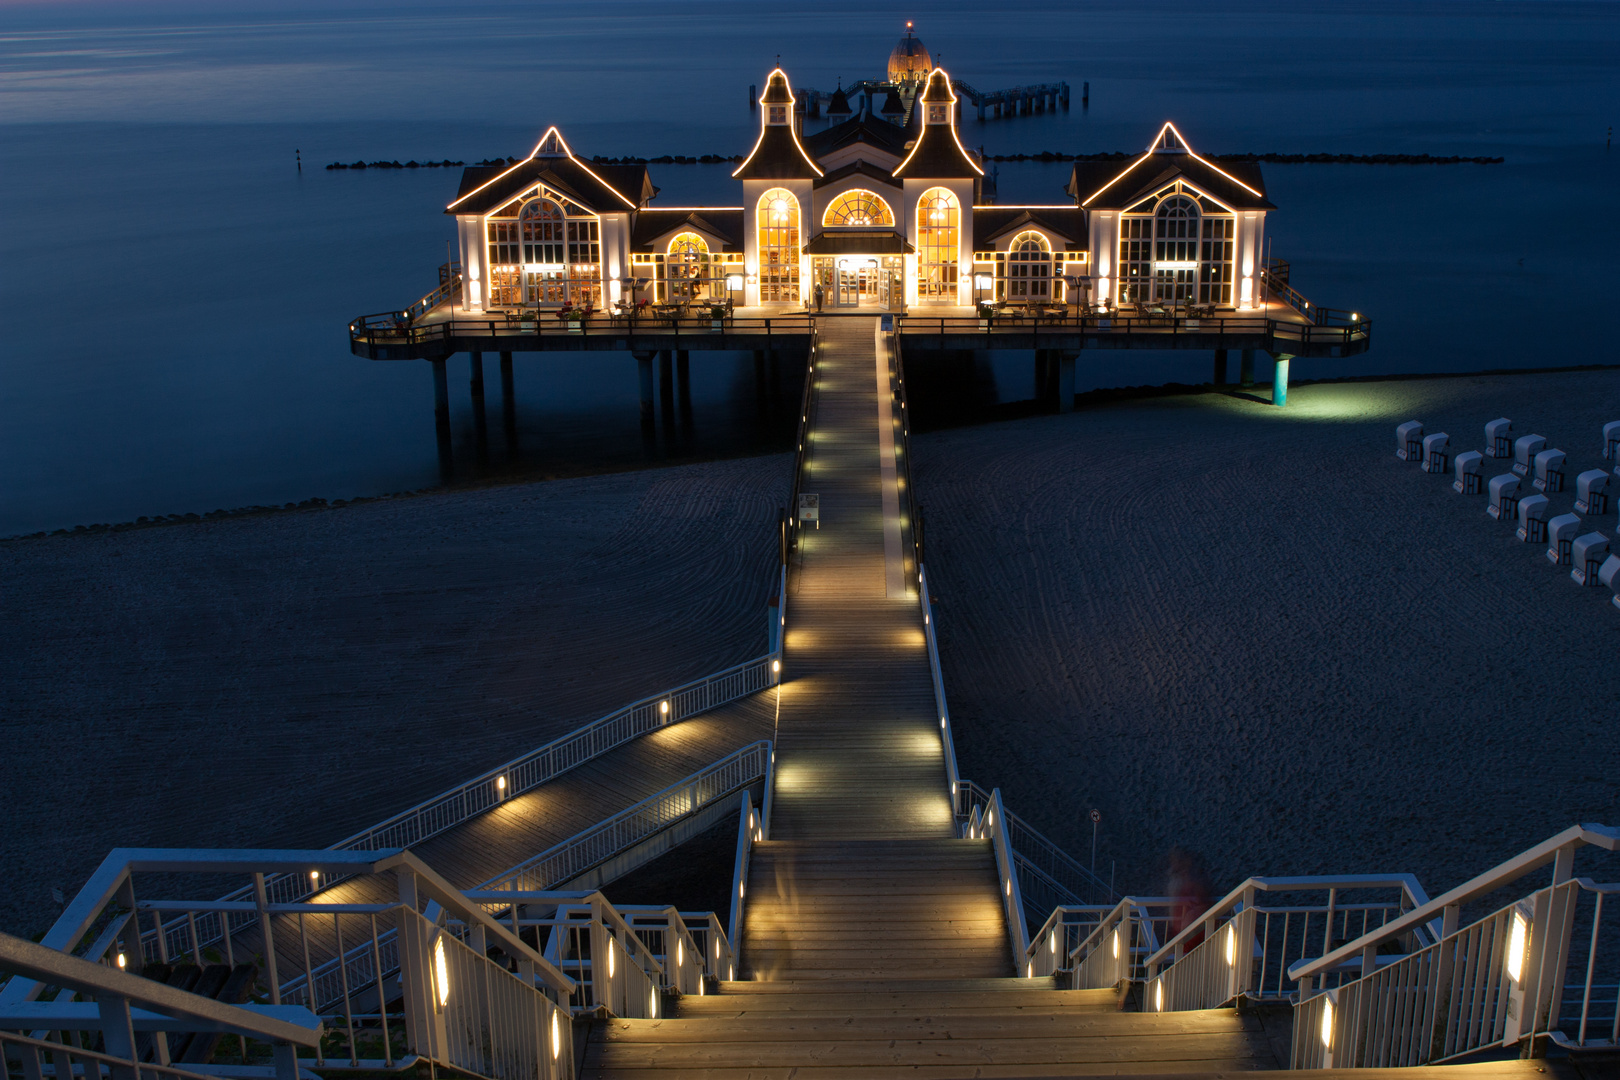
[1155,980,1163,1011]
[1320,997,1334,1048]
[550,1009,561,1059]
[677,940,683,967]
[1224,925,1235,967]
[608,940,615,978]
[496,775,506,792]
[1049,933,1057,955]
[433,937,449,1008]
[660,700,669,715]
[772,660,780,673]
[1505,912,1527,983]
[116,952,126,970]
[310,870,320,883]
[1111,929,1119,960]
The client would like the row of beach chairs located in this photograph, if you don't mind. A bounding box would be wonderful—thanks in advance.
[1397,417,1620,608]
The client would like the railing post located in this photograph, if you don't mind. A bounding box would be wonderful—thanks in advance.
[393,871,435,1064]
[95,994,139,1080]
[251,872,281,1004]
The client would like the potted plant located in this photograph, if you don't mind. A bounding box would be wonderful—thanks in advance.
[519,308,536,330]
[709,304,727,331]
[556,305,579,332]
[976,301,995,329]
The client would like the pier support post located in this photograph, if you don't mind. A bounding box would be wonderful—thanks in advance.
[676,350,692,425]
[658,350,675,417]
[754,349,767,405]
[469,351,488,464]
[1239,349,1255,388]
[499,351,516,452]
[1213,348,1228,385]
[1058,351,1077,412]
[1271,353,1293,407]
[431,357,451,476]
[634,352,655,424]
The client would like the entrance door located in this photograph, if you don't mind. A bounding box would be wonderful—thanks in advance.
[836,262,860,306]
[877,267,891,310]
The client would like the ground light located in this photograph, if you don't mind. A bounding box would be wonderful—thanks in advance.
[1505,910,1528,983]
[1224,924,1235,966]
[1320,997,1334,1048]
[550,1010,561,1059]
[433,936,449,1009]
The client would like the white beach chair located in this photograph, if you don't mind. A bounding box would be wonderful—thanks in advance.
[1486,418,1513,458]
[1422,433,1450,474]
[1487,474,1521,521]
[1604,420,1620,465]
[1512,434,1546,477]
[1571,532,1610,586]
[1516,495,1551,543]
[1532,448,1566,493]
[1574,470,1610,516]
[1453,450,1484,494]
[1547,513,1582,566]
[1600,555,1620,612]
[1396,421,1424,462]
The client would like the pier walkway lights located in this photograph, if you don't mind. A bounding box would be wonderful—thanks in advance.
[608,938,615,978]
[550,1009,561,1060]
[1224,923,1236,966]
[496,774,506,795]
[1154,979,1163,1011]
[1320,993,1335,1049]
[116,951,126,969]
[1505,906,1529,984]
[659,699,670,716]
[432,933,450,1010]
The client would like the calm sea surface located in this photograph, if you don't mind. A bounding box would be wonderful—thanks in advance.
[1,0,1617,535]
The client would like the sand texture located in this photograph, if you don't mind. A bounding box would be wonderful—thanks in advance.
[0,456,787,936]
[913,371,1620,900]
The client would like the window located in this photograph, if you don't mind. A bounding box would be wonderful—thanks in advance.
[1153,195,1198,303]
[1003,231,1052,300]
[757,188,801,303]
[822,189,895,227]
[928,104,948,124]
[665,232,711,302]
[916,187,959,301]
[1116,188,1234,305]
[487,219,520,267]
[520,200,564,265]
[1198,216,1235,305]
[769,105,787,125]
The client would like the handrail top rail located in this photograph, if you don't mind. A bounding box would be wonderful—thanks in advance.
[477,740,771,889]
[1142,873,1432,970]
[0,929,322,1046]
[1289,822,1618,982]
[0,1028,255,1080]
[137,900,400,915]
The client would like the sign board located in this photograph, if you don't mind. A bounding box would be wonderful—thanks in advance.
[880,315,894,332]
[798,493,820,522]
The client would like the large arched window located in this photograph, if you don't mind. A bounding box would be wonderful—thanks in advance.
[757,189,801,303]
[1003,230,1052,300]
[517,199,565,304]
[916,187,959,301]
[666,232,711,302]
[1153,195,1199,303]
[823,189,895,227]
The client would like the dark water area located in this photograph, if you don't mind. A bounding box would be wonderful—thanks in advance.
[1,0,1617,534]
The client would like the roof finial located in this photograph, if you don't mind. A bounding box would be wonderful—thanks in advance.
[906,20,913,35]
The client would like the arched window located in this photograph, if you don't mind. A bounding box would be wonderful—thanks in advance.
[916,187,959,301]
[757,189,801,303]
[666,232,711,302]
[1003,230,1052,300]
[521,200,564,264]
[823,189,895,227]
[1153,195,1199,303]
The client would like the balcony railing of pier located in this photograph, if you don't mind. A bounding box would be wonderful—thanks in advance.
[0,849,578,1080]
[895,309,1369,348]
[350,311,814,350]
[782,322,821,572]
[1289,823,1620,1069]
[1024,896,1178,986]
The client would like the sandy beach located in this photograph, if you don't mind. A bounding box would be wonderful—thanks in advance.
[0,457,787,935]
[5,370,1619,937]
[913,369,1620,901]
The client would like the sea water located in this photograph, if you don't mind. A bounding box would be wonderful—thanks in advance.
[1,0,1616,535]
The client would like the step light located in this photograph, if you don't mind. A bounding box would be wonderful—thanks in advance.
[1320,997,1334,1049]
[1505,909,1528,983]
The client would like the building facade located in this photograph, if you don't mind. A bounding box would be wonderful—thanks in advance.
[447,70,1272,315]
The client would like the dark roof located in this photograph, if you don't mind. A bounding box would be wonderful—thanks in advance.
[734,123,822,180]
[446,155,643,215]
[827,86,851,115]
[803,232,914,255]
[759,69,793,106]
[919,67,952,104]
[1067,153,1273,211]
[802,116,910,162]
[891,121,982,179]
[972,207,1087,248]
[631,209,744,252]
[880,88,905,116]
[813,160,899,190]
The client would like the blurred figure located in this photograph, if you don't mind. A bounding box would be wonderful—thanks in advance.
[1166,847,1212,948]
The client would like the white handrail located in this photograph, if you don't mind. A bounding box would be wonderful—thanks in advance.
[917,565,961,805]
[983,789,1030,971]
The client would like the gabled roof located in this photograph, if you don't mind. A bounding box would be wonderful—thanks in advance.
[734,69,823,180]
[631,209,744,252]
[445,127,643,215]
[813,160,900,191]
[802,116,910,163]
[1066,122,1274,212]
[972,206,1087,248]
[891,68,984,179]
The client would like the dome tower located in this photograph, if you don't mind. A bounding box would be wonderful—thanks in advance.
[887,22,932,88]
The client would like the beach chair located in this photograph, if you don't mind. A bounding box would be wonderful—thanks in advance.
[1571,532,1610,586]
[1600,555,1620,612]
[1453,450,1484,494]
[1604,420,1620,466]
[1546,513,1581,566]
[1396,421,1424,461]
[1422,433,1450,474]
[1487,474,1520,521]
[1516,494,1551,543]
[1511,434,1546,477]
[1532,448,1566,493]
[1485,418,1513,458]
[1574,470,1610,516]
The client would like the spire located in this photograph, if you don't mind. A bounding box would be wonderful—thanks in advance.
[891,68,983,178]
[734,67,823,179]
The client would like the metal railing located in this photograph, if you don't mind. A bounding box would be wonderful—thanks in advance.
[1025,897,1176,987]
[895,311,1369,349]
[783,324,821,567]
[955,780,1113,911]
[1139,876,1432,1014]
[350,312,813,350]
[400,265,462,323]
[965,791,1031,970]
[1289,823,1620,1068]
[483,742,772,893]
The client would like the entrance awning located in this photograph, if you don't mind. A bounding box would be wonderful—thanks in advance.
[804,232,915,255]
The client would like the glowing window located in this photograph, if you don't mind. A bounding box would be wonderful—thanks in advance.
[823,190,895,228]
[757,189,801,303]
[769,105,787,125]
[665,232,712,302]
[928,104,948,124]
[916,187,959,301]
[520,200,564,265]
